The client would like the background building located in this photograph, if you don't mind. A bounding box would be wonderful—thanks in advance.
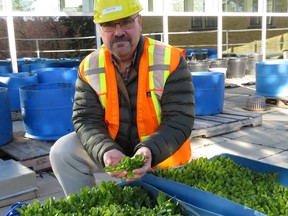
[1,0,288,72]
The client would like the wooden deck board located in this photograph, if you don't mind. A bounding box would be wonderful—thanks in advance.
[191,110,262,138]
[196,115,239,124]
[0,132,53,171]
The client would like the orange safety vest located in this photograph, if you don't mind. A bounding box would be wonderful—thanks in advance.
[79,36,191,168]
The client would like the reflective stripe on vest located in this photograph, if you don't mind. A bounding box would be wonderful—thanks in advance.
[146,37,171,127]
[82,48,119,139]
[137,37,191,168]
[84,49,107,109]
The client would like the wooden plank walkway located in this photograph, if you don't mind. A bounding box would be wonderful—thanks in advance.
[0,132,53,172]
[191,109,262,138]
[0,110,262,172]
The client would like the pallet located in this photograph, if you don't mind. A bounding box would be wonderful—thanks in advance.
[225,76,255,88]
[0,132,53,172]
[191,109,262,138]
[265,97,288,108]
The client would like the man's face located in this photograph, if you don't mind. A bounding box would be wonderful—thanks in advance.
[100,14,142,61]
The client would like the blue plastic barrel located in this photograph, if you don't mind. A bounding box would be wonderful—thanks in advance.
[56,59,81,68]
[32,67,78,84]
[256,60,288,97]
[17,59,35,72]
[207,48,218,59]
[186,49,208,61]
[0,72,38,112]
[19,83,75,141]
[0,87,13,145]
[0,62,12,74]
[19,61,60,72]
[192,72,225,116]
[185,49,194,57]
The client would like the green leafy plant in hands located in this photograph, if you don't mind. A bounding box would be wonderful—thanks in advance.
[105,155,145,179]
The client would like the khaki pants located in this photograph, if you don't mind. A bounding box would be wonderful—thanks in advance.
[49,132,121,197]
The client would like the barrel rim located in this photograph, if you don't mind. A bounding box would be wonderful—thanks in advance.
[0,72,38,78]
[191,71,225,77]
[256,60,288,65]
[31,67,78,73]
[19,82,75,91]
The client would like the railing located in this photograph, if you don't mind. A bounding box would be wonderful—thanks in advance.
[0,35,97,59]
[1,27,288,59]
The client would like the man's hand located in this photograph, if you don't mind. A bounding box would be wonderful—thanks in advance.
[125,147,152,182]
[103,149,127,179]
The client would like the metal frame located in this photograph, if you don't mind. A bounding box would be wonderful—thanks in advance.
[1,0,284,72]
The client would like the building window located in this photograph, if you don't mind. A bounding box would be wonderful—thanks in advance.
[250,17,260,26]
[191,17,202,28]
[190,17,217,31]
[249,17,274,29]
[205,17,217,28]
[222,0,244,12]
[60,0,93,12]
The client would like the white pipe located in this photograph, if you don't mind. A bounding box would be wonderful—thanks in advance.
[6,0,18,73]
[95,24,101,49]
[261,0,267,61]
[218,0,223,58]
[162,0,169,44]
[163,15,169,44]
[36,39,40,58]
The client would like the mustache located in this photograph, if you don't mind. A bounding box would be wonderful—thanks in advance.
[111,35,132,45]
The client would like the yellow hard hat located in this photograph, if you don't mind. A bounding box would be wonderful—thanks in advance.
[94,0,143,24]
